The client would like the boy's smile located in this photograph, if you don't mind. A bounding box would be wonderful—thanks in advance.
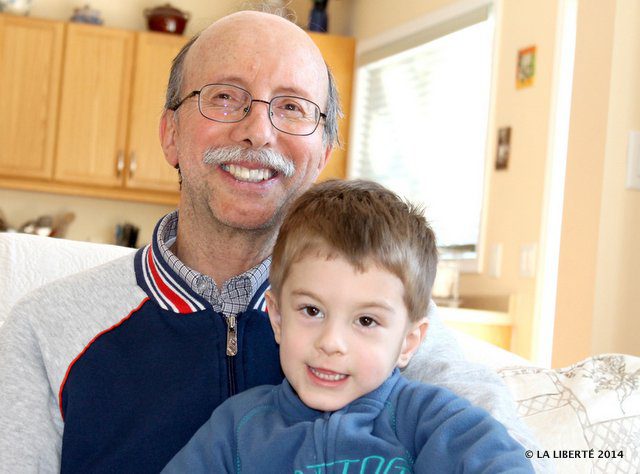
[266,254,427,412]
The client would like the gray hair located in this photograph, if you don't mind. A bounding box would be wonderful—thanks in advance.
[164,31,342,148]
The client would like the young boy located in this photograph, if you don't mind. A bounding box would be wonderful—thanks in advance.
[162,179,533,473]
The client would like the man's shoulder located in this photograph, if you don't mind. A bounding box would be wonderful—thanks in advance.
[394,374,463,403]
[16,252,138,307]
[8,252,143,335]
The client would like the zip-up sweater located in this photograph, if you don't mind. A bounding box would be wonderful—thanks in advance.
[162,369,534,473]
[0,236,283,473]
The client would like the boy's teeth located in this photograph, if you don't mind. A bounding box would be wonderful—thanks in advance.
[310,367,347,381]
[223,164,273,182]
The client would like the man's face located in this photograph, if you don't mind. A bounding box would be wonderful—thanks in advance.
[162,15,331,233]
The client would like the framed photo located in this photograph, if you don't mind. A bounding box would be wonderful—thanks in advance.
[496,127,511,170]
[516,46,536,89]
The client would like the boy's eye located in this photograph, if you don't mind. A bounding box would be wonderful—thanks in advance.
[357,316,377,327]
[302,306,322,318]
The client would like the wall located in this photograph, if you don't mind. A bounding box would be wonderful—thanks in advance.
[0,0,347,245]
[593,0,640,358]
[27,0,353,36]
[553,0,640,366]
[349,0,560,360]
[0,188,173,245]
[351,0,640,364]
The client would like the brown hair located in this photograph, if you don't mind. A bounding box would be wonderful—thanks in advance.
[270,179,438,321]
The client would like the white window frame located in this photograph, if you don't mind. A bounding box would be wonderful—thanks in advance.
[347,0,498,273]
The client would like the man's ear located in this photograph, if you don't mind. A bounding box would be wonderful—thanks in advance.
[160,109,179,168]
[265,290,282,344]
[397,318,429,369]
[317,144,332,174]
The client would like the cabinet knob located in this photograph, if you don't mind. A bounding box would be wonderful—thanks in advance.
[116,151,125,177]
[129,152,138,178]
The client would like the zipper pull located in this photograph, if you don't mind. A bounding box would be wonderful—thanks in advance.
[226,315,238,356]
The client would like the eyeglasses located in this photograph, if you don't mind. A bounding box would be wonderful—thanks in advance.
[170,83,326,136]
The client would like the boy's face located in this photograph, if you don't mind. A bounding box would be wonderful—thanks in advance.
[266,254,428,412]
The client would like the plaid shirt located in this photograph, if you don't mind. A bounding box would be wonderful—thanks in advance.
[155,211,270,317]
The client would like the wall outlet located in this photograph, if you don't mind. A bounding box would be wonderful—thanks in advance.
[488,243,502,278]
[519,243,537,278]
[626,131,640,190]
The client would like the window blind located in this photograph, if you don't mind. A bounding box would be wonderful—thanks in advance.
[351,8,493,258]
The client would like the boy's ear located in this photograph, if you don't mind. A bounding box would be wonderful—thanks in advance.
[397,318,429,369]
[265,290,282,344]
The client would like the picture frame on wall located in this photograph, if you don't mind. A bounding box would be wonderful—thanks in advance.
[496,126,511,170]
[516,45,536,89]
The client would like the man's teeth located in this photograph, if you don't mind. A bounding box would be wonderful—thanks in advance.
[222,164,273,182]
[310,367,347,381]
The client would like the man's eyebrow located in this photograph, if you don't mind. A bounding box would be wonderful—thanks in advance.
[206,77,316,99]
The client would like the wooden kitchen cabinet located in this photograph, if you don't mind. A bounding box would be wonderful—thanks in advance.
[54,24,134,187]
[54,25,184,197]
[125,32,186,193]
[0,19,354,205]
[0,15,64,179]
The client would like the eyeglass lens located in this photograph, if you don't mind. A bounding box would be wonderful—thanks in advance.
[198,84,321,136]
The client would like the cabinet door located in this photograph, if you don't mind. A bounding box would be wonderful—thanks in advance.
[0,15,64,179]
[54,24,134,187]
[309,33,355,181]
[125,32,185,194]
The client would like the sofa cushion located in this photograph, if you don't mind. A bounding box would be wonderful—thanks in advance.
[499,354,640,473]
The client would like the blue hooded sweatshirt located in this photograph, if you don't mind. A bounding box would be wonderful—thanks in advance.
[163,369,533,473]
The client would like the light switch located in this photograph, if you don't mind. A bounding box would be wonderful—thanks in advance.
[626,131,640,190]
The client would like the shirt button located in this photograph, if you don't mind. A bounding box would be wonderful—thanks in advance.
[195,277,207,292]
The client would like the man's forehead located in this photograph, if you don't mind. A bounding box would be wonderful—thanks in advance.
[184,12,328,98]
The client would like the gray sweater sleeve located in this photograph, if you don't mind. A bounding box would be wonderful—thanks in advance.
[402,303,554,474]
[0,305,63,473]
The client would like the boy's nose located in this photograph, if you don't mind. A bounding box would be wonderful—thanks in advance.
[315,321,347,356]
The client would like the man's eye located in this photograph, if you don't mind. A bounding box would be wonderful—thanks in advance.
[357,316,377,327]
[283,103,302,112]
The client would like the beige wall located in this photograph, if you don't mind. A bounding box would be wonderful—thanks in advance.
[0,0,345,246]
[593,0,640,357]
[554,0,640,366]
[27,0,353,36]
[350,0,560,360]
[0,188,173,245]
[351,0,640,364]
[6,1,639,362]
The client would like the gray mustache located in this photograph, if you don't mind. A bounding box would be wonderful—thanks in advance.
[202,146,296,178]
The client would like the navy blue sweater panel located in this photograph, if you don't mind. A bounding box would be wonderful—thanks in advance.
[59,255,282,473]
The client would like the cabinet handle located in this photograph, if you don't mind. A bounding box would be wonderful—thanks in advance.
[129,152,138,178]
[116,151,125,177]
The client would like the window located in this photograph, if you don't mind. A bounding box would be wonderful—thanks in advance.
[350,4,495,267]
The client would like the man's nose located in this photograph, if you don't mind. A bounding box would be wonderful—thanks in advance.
[315,321,347,356]
[229,99,275,148]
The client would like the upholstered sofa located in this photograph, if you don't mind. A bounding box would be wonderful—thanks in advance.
[1,232,638,473]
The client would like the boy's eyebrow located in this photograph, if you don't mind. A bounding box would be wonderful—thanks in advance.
[290,288,396,313]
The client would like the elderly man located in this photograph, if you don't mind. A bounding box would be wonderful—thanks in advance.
[0,11,542,474]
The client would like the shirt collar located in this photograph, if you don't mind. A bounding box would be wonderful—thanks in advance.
[135,211,270,314]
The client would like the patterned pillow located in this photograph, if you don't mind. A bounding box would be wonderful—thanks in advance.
[498,354,640,473]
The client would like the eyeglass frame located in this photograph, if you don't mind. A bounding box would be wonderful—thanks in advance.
[169,83,327,137]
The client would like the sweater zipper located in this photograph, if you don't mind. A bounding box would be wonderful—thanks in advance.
[225,315,238,396]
